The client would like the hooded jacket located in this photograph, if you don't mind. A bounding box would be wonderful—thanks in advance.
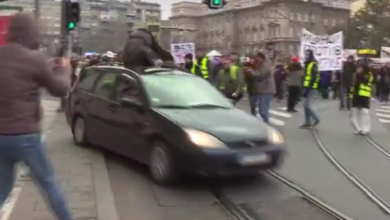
[122,29,174,69]
[0,14,70,135]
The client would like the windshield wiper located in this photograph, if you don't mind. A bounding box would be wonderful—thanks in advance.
[155,105,190,109]
[187,104,229,109]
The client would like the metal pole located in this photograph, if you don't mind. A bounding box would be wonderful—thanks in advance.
[34,0,40,21]
[308,0,313,31]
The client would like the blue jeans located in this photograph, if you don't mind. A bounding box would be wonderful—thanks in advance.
[0,133,73,220]
[257,94,273,124]
[303,90,320,124]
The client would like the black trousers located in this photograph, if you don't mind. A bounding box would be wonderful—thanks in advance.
[287,86,300,111]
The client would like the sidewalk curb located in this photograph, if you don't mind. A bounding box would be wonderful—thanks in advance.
[91,151,119,220]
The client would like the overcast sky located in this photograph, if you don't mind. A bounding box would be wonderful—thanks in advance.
[143,0,198,19]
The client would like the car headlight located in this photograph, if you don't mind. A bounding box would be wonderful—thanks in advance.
[184,129,227,149]
[267,126,284,144]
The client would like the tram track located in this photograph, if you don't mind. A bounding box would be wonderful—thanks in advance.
[210,170,354,220]
[363,135,390,160]
[311,128,390,215]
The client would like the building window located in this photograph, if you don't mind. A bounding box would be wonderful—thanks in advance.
[304,14,308,22]
[297,13,301,22]
[289,27,294,37]
[324,18,328,26]
[289,44,294,54]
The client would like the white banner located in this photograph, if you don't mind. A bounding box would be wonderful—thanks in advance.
[170,42,195,64]
[299,29,343,71]
[381,46,390,58]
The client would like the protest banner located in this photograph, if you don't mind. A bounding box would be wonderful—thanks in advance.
[381,46,390,58]
[170,42,195,64]
[299,29,343,71]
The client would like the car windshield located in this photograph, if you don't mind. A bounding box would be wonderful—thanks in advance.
[142,72,233,109]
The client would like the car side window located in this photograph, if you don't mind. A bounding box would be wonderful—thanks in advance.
[112,74,140,103]
[94,72,117,100]
[77,68,100,91]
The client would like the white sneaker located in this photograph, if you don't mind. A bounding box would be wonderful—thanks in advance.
[361,131,369,135]
[354,130,362,135]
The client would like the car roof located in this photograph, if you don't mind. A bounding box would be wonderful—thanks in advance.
[88,64,194,77]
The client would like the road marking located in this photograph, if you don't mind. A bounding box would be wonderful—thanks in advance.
[376,113,390,118]
[379,118,390,123]
[270,109,292,118]
[277,107,301,112]
[269,117,285,126]
[378,106,390,109]
[376,108,390,113]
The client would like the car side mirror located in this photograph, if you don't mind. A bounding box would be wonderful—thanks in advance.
[120,97,143,109]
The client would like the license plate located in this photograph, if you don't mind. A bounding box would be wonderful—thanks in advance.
[240,154,270,165]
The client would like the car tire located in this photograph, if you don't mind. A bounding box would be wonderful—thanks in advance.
[72,116,88,147]
[149,140,178,185]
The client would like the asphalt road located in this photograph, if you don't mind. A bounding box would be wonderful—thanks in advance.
[104,99,345,220]
[49,94,390,219]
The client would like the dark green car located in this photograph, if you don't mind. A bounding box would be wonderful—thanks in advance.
[66,65,286,185]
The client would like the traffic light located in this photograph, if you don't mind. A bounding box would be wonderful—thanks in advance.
[202,0,227,9]
[65,1,80,31]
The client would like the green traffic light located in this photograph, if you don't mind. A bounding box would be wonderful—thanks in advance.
[213,0,220,4]
[68,22,75,29]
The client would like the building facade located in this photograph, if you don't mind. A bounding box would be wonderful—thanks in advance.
[0,0,161,53]
[350,0,365,17]
[169,0,352,56]
[0,0,62,53]
[79,0,161,52]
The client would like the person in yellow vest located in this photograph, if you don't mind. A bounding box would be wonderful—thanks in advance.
[350,63,374,135]
[300,49,320,128]
[191,49,211,81]
[216,58,245,104]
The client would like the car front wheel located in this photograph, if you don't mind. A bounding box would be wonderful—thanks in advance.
[72,116,88,147]
[149,141,177,185]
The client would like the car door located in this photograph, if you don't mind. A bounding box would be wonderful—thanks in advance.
[107,70,150,162]
[86,70,118,148]
[68,67,101,126]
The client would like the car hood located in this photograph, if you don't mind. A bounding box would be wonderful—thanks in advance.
[155,108,269,142]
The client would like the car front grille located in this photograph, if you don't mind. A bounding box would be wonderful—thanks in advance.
[227,140,269,149]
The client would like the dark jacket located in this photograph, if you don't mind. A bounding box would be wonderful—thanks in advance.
[342,61,355,88]
[0,14,70,135]
[352,71,372,109]
[122,29,173,69]
[286,62,303,86]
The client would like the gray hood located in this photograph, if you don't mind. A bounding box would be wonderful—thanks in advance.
[6,13,40,50]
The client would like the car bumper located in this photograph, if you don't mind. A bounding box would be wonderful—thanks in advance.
[174,145,285,176]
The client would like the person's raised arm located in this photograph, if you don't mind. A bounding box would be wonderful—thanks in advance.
[34,54,71,97]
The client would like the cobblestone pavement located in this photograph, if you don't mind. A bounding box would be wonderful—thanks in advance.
[0,99,118,220]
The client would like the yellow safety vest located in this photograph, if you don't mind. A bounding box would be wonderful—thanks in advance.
[350,72,374,98]
[303,62,320,89]
[191,58,209,79]
[218,65,246,92]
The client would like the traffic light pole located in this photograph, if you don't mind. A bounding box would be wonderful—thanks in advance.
[34,0,40,21]
[59,0,73,58]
